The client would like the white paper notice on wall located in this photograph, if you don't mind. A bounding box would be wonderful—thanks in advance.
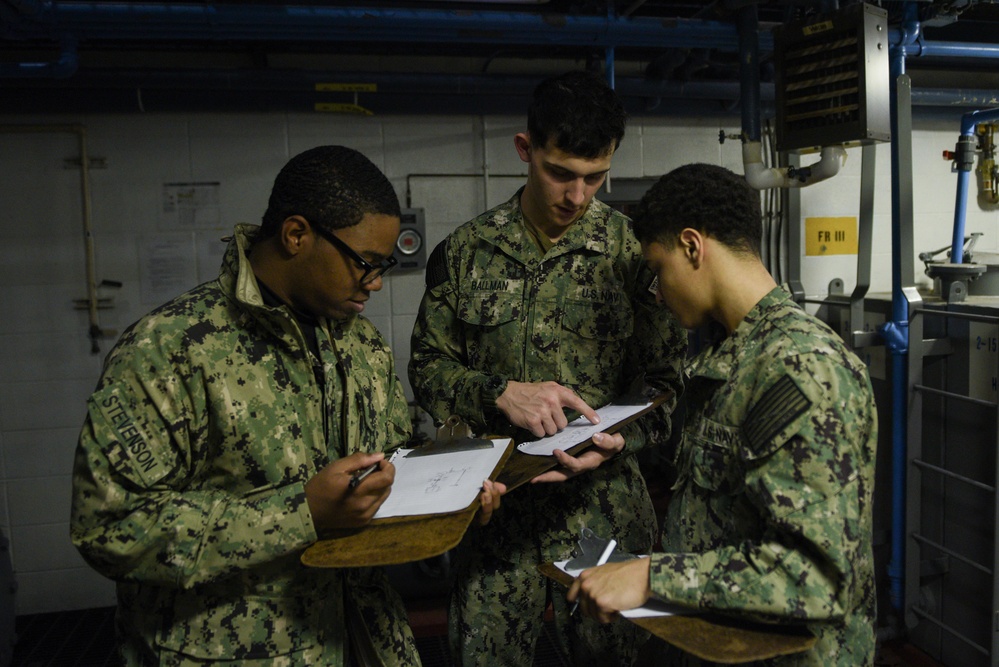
[162,182,221,230]
[139,234,198,306]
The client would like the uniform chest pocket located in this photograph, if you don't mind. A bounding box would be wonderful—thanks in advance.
[685,434,740,494]
[457,292,521,328]
[556,298,634,389]
[562,298,633,341]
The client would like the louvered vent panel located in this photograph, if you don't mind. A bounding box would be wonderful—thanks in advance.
[774,3,890,152]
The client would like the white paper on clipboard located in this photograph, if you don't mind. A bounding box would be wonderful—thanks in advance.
[373,438,510,519]
[516,402,652,457]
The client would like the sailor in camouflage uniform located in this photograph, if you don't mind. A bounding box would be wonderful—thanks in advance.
[71,146,449,666]
[568,163,877,666]
[409,72,686,666]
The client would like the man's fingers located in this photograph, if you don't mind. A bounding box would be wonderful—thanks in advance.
[560,390,599,425]
[476,479,508,525]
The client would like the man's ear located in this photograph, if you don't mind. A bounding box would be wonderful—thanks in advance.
[679,228,703,267]
[279,215,310,256]
[514,132,532,164]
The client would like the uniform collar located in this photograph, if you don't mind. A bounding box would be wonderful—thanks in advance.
[687,286,795,380]
[473,189,612,264]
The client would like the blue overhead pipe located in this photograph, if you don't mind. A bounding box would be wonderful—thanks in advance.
[890,39,999,60]
[0,34,77,78]
[950,107,999,264]
[6,2,769,52]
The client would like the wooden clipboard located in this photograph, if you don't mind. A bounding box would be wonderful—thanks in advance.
[538,562,816,664]
[301,438,514,568]
[496,390,673,493]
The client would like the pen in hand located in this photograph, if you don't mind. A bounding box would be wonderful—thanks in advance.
[570,538,617,617]
[348,462,380,490]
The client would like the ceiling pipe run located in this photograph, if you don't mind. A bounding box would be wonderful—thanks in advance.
[0,34,76,78]
[4,2,769,52]
[0,70,779,115]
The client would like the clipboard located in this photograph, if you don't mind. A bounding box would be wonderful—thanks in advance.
[301,435,514,569]
[495,390,673,493]
[538,562,817,664]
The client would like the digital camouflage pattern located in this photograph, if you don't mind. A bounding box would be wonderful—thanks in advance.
[71,224,421,666]
[409,191,686,666]
[648,287,877,667]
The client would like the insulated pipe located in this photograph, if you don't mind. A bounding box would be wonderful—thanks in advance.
[742,141,845,189]
[951,107,999,264]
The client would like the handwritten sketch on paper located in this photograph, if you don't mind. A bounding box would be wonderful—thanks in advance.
[517,402,652,457]
[372,438,510,519]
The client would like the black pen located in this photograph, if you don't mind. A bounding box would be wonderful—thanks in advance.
[348,462,380,489]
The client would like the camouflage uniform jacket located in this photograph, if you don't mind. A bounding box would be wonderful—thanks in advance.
[649,287,877,666]
[409,190,686,563]
[71,224,418,666]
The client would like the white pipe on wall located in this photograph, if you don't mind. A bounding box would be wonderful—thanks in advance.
[742,140,847,189]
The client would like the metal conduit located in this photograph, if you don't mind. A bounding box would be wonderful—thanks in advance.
[0,124,103,353]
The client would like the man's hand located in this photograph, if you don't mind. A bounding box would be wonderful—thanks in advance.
[532,431,625,483]
[496,380,599,438]
[304,452,394,535]
[566,557,652,624]
[475,479,508,526]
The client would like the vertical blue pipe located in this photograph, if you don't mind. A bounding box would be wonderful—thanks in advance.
[885,41,910,613]
[951,108,999,264]
[605,46,615,89]
[952,151,972,265]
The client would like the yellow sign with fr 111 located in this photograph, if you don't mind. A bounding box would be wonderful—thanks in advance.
[805,217,858,255]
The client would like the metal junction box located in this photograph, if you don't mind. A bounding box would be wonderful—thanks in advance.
[774,2,891,152]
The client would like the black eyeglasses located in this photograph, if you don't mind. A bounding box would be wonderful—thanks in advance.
[313,225,398,284]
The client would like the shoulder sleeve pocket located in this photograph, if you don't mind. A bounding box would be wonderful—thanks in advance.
[742,373,814,460]
[88,385,175,488]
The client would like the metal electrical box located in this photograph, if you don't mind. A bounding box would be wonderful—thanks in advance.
[396,207,427,271]
[773,2,891,152]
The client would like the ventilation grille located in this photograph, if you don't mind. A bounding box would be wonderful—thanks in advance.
[774,2,890,152]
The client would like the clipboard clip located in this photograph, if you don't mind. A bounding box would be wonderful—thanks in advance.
[565,526,635,569]
[405,415,495,458]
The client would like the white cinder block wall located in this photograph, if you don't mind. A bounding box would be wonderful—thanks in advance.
[0,110,996,615]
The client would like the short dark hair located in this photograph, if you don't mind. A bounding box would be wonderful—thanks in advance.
[632,163,762,258]
[260,145,401,238]
[527,70,627,158]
